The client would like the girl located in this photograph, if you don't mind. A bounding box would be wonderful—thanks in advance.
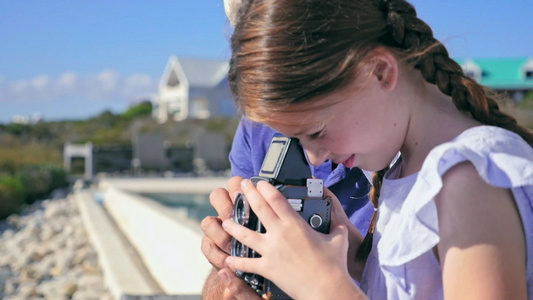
[218,0,533,298]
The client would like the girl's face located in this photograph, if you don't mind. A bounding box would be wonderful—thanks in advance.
[264,74,409,172]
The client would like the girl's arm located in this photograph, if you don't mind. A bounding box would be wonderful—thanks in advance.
[435,162,527,299]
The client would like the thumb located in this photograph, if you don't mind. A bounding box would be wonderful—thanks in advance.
[330,222,348,241]
[218,268,261,300]
[330,223,350,263]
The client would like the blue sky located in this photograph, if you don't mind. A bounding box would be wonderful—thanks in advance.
[0,0,531,123]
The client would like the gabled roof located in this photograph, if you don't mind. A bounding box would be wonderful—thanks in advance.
[455,57,533,90]
[170,56,229,89]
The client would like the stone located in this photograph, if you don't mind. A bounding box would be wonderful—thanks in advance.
[16,280,38,298]
[0,267,12,294]
[61,281,78,297]
[0,197,111,299]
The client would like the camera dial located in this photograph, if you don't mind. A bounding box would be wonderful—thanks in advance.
[309,214,323,229]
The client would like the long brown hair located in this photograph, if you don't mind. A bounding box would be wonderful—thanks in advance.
[228,0,533,260]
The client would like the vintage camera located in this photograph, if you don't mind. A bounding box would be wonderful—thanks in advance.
[231,136,332,300]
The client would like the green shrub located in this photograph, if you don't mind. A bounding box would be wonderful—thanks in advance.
[121,101,152,120]
[0,144,62,173]
[16,164,68,204]
[0,176,25,220]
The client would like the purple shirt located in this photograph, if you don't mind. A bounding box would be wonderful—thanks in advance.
[229,117,374,234]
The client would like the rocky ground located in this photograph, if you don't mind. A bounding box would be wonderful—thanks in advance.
[0,196,114,300]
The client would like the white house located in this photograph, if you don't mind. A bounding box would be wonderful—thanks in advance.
[152,56,236,122]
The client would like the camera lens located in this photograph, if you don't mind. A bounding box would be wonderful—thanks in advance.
[231,237,249,278]
[233,193,250,226]
[231,237,248,257]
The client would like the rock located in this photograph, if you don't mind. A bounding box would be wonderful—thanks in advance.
[61,281,78,297]
[72,288,112,300]
[0,267,12,294]
[0,197,111,299]
[50,250,75,277]
[16,280,38,298]
[3,277,19,295]
[78,274,105,290]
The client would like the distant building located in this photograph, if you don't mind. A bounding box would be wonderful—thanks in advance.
[457,57,533,102]
[12,113,43,124]
[152,56,236,123]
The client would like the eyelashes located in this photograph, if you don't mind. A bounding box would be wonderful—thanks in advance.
[309,130,323,140]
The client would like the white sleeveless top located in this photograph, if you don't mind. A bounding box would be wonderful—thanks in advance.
[360,126,533,299]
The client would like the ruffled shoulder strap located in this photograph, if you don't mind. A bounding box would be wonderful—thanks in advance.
[379,126,533,267]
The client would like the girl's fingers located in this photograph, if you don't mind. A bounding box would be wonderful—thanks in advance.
[225,255,264,277]
[239,179,280,228]
[222,218,266,255]
[255,180,301,222]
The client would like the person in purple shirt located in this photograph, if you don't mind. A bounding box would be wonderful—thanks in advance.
[200,117,374,299]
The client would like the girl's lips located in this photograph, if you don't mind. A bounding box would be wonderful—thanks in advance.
[338,154,356,168]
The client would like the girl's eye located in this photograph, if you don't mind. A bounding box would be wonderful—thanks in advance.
[309,131,322,140]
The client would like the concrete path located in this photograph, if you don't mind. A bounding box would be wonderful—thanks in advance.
[76,177,230,299]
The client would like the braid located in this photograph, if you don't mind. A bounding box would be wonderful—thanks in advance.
[355,167,389,261]
[356,0,533,262]
[381,0,533,146]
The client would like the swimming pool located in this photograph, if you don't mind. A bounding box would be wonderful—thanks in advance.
[140,192,217,222]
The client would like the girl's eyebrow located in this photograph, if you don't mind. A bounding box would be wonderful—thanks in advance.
[293,120,326,136]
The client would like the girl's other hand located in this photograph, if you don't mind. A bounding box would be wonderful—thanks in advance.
[325,186,366,281]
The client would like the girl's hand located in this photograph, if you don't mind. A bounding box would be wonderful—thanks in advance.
[222,179,361,299]
[325,186,366,281]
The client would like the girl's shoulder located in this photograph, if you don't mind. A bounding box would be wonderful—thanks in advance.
[378,125,533,267]
[426,125,533,188]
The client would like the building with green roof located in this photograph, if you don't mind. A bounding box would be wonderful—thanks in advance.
[456,57,533,102]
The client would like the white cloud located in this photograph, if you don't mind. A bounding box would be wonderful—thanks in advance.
[0,70,158,105]
[10,80,30,93]
[58,72,78,88]
[31,75,51,90]
[96,69,120,91]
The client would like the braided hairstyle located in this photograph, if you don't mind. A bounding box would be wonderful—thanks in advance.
[228,0,533,260]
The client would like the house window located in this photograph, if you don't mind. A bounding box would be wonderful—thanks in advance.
[192,98,210,119]
[168,70,180,87]
[461,60,482,82]
[465,71,476,79]
[523,59,533,80]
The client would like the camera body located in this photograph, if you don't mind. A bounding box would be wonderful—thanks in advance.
[231,136,332,300]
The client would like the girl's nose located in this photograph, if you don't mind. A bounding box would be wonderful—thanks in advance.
[304,148,329,167]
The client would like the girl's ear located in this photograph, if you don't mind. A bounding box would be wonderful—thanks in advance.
[369,47,399,91]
